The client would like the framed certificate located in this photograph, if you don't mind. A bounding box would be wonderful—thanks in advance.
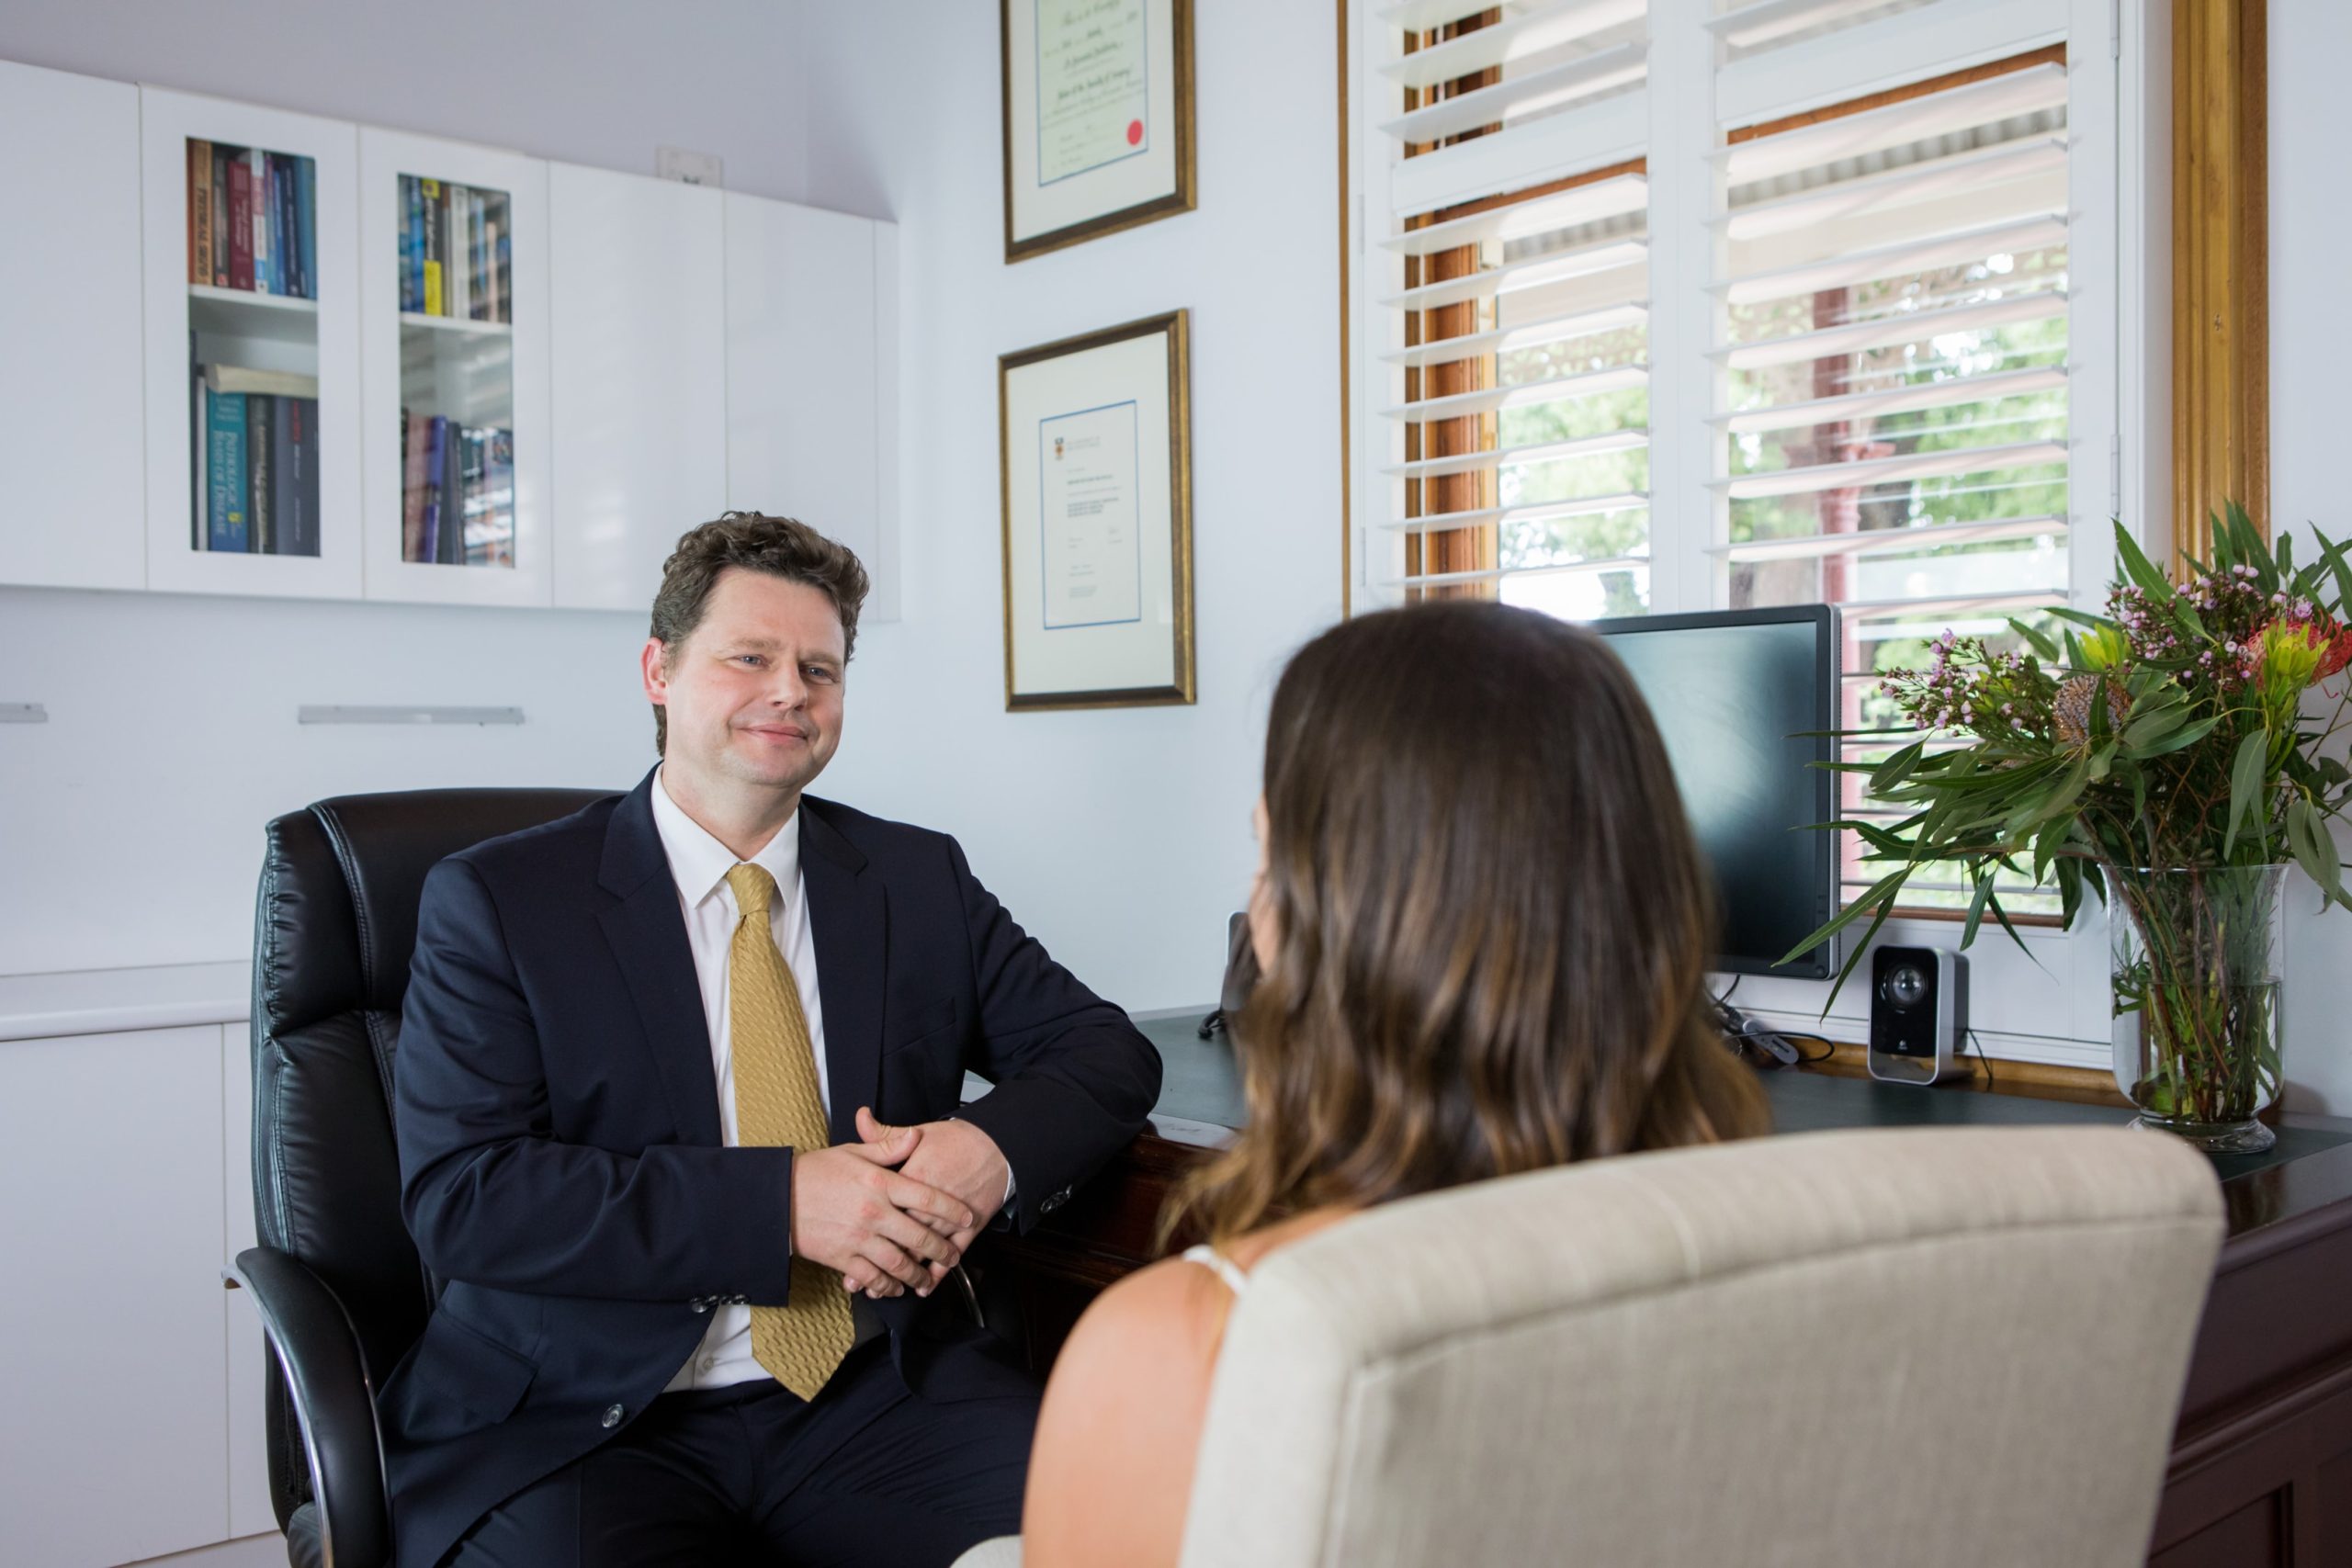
[1001,0,1196,262]
[999,310,1194,711]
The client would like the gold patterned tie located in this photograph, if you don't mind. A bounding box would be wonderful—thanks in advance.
[725,862,855,1399]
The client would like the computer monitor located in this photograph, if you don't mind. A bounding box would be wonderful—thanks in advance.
[1593,604,1839,981]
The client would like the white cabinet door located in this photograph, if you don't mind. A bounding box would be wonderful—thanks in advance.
[358,129,552,607]
[142,87,363,599]
[222,1021,276,1540]
[548,164,727,612]
[0,1026,230,1566]
[722,197,899,620]
[0,62,145,592]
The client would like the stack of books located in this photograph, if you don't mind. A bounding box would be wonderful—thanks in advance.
[187,141,317,299]
[400,411,514,566]
[400,174,512,323]
[192,365,321,555]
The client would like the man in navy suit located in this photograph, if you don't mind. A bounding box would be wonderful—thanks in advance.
[384,512,1161,1566]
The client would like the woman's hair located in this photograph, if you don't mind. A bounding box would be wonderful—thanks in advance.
[1169,601,1769,1245]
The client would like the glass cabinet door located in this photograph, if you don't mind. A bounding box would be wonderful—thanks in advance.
[359,129,549,605]
[143,88,361,597]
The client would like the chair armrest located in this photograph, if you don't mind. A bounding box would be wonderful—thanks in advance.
[227,1246,392,1568]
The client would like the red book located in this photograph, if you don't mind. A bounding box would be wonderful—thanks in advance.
[226,154,254,291]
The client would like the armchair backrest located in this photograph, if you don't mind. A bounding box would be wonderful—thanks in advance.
[249,788,611,1527]
[1177,1125,2222,1568]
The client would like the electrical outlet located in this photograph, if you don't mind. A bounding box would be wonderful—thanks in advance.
[656,146,724,187]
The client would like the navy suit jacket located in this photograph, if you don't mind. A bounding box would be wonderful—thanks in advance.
[380,771,1161,1568]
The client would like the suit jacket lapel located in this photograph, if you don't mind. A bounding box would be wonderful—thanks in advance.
[595,770,723,1146]
[801,801,884,1145]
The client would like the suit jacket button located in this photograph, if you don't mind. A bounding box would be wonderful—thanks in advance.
[602,1404,626,1428]
[689,1297,709,1314]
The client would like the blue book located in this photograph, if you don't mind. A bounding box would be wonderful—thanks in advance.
[207,390,247,551]
[398,175,414,312]
[256,152,277,296]
[294,155,316,299]
[407,177,425,313]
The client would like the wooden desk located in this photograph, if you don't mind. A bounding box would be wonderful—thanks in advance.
[981,1014,2352,1568]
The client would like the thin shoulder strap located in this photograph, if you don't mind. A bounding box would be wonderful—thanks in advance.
[1180,1243,1250,1296]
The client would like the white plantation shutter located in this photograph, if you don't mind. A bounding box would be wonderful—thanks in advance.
[1360,0,1657,618]
[1353,0,2115,928]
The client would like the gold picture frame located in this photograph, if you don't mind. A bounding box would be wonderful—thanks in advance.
[998,310,1195,711]
[1001,0,1197,263]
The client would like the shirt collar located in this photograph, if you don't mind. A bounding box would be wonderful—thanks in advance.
[649,765,800,912]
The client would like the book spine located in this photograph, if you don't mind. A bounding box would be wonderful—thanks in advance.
[296,155,316,300]
[401,407,427,560]
[470,192,486,321]
[294,399,321,557]
[482,219,502,324]
[422,415,449,561]
[211,148,231,288]
[246,393,274,553]
[495,227,511,326]
[227,155,254,291]
[448,183,469,323]
[398,175,414,312]
[438,423,463,565]
[187,139,209,285]
[191,368,208,549]
[421,178,444,316]
[273,154,296,299]
[250,148,273,295]
[272,395,299,558]
[208,390,246,551]
[486,428,514,564]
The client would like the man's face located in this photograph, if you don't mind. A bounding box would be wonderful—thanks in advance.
[644,568,846,799]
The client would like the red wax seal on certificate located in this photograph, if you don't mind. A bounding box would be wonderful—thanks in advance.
[1126,119,1144,146]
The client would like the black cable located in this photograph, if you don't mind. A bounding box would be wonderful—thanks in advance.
[1968,1028,1997,1089]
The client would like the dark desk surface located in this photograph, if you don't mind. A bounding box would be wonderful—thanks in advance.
[1126,1010,2352,1247]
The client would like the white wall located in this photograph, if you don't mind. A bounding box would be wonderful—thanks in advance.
[2269,0,2352,1115]
[789,0,1344,1009]
[0,0,1342,1008]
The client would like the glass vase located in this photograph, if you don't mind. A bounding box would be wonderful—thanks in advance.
[2109,863,2289,1154]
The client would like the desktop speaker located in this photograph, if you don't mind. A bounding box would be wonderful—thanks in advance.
[1865,945,1969,1086]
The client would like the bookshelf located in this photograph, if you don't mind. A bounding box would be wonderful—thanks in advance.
[142,88,361,599]
[360,128,550,606]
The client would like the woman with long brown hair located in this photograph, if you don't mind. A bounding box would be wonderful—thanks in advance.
[1018,601,1770,1566]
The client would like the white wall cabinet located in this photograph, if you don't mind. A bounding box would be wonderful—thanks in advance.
[359,129,554,607]
[549,163,729,612]
[0,61,146,592]
[141,87,364,600]
[725,197,901,622]
[2,58,897,616]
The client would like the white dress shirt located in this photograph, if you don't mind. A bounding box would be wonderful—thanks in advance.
[650,767,829,1392]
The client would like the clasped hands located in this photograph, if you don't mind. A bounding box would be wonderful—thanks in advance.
[787,1107,1008,1299]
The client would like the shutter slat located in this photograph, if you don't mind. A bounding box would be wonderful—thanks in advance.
[1717,212,2067,304]
[1384,491,1650,534]
[1713,513,2065,561]
[1382,235,1646,312]
[1379,363,1648,423]
[1383,427,1649,480]
[1379,0,1647,90]
[1718,364,2068,435]
[1382,173,1645,256]
[1714,437,2067,499]
[1382,301,1649,370]
[1382,552,1649,590]
[1715,61,2066,181]
[1378,41,1648,144]
[1718,136,2067,243]
[1716,290,2064,370]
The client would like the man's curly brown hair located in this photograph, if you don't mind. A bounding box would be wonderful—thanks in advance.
[647,512,871,755]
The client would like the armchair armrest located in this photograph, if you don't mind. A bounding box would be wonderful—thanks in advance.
[227,1246,392,1568]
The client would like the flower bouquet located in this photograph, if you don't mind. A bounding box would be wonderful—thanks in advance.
[1786,505,2352,1150]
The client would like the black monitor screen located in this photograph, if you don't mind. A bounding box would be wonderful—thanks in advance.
[1595,605,1837,980]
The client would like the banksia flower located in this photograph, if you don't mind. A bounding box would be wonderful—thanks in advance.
[2052,674,2127,749]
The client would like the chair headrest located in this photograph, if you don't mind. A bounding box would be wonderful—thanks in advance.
[254,787,612,1030]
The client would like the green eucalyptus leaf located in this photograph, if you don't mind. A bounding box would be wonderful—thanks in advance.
[2209,510,2236,572]
[2127,714,2222,760]
[2007,617,2060,661]
[2225,728,2269,857]
[2114,519,2175,602]
[1782,865,1911,965]
[1868,739,1927,795]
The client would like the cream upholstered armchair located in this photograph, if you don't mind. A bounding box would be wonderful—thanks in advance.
[960,1124,2222,1568]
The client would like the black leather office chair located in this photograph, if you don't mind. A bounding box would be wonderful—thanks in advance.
[234,788,611,1568]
